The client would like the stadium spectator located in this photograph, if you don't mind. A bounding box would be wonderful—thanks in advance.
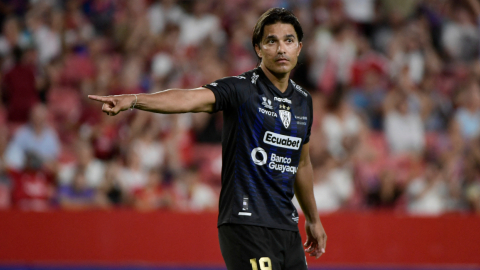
[58,169,103,210]
[465,183,480,213]
[63,0,96,49]
[384,92,425,156]
[117,147,148,196]
[348,36,389,130]
[311,22,357,93]
[172,166,217,212]
[441,3,479,62]
[58,140,106,189]
[2,46,39,123]
[178,0,226,48]
[342,0,375,24]
[452,80,480,142]
[364,168,403,209]
[4,104,60,170]
[297,157,354,213]
[407,161,449,215]
[0,17,28,60]
[420,73,453,132]
[131,129,165,172]
[148,0,186,35]
[25,9,61,65]
[90,114,121,161]
[9,151,55,211]
[322,86,363,161]
[98,160,124,207]
[133,169,172,211]
[456,138,480,212]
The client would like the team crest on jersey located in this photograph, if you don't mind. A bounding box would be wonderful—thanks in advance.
[279,104,291,128]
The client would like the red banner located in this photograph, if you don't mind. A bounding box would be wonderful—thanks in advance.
[0,210,479,266]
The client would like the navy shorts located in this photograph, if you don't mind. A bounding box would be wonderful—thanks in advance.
[218,224,308,270]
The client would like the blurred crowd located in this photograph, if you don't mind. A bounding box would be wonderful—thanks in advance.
[0,0,479,215]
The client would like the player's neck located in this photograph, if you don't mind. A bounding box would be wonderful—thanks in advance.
[259,65,290,93]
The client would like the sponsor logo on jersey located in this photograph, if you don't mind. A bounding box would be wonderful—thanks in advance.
[292,212,299,223]
[261,97,273,110]
[268,153,297,174]
[263,131,302,150]
[290,79,307,97]
[258,107,277,117]
[295,115,307,125]
[251,72,259,84]
[250,147,298,174]
[209,82,218,86]
[251,147,267,165]
[279,104,291,129]
[274,97,292,104]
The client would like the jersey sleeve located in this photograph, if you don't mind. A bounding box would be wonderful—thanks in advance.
[303,95,314,144]
[203,76,250,113]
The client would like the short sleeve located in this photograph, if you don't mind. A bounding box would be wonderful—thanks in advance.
[303,95,314,144]
[203,76,250,113]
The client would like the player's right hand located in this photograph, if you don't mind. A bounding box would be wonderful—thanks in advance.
[88,94,136,116]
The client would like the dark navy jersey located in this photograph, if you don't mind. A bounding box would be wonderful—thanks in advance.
[204,67,313,231]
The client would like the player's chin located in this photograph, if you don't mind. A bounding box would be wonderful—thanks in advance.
[272,64,293,74]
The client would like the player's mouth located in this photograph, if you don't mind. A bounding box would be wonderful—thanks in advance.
[275,56,289,63]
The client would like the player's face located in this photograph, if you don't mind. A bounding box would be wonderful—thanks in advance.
[255,23,302,76]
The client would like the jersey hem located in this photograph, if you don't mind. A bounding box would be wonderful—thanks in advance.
[217,220,299,232]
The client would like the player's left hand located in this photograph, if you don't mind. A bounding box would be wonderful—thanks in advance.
[304,220,327,259]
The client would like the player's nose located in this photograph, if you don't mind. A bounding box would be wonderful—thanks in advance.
[277,41,287,54]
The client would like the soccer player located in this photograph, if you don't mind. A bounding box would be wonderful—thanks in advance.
[89,7,327,270]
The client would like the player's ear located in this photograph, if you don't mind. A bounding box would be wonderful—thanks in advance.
[255,44,263,59]
[297,42,303,56]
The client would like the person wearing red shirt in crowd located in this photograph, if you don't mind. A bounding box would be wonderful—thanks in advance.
[2,46,40,123]
[9,151,55,211]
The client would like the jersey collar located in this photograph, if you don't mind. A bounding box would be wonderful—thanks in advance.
[256,67,293,97]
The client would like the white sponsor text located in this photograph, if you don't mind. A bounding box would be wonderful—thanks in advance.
[263,131,302,150]
[258,107,277,117]
[274,97,292,104]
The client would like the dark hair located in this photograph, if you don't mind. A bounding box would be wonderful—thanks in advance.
[252,8,303,58]
[12,46,23,64]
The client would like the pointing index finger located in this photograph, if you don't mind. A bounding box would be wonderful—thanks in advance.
[88,95,112,103]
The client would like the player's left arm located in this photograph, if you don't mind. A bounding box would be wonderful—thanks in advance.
[294,143,327,259]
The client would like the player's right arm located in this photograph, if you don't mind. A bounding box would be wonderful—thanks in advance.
[88,87,216,116]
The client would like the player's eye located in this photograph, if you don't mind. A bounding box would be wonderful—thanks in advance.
[267,39,275,44]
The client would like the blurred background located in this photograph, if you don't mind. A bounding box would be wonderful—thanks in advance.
[0,0,479,269]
